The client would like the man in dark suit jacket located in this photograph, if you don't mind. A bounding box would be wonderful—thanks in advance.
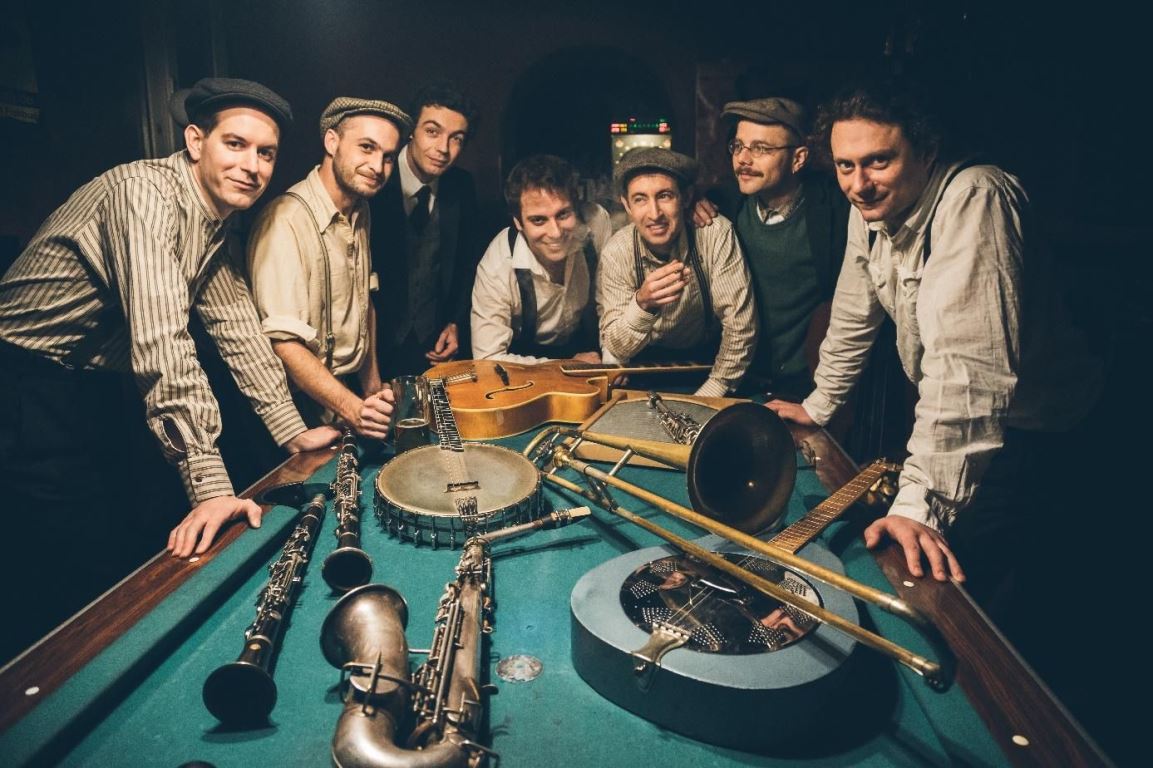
[370,83,480,379]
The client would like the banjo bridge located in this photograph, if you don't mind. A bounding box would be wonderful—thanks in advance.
[446,480,481,493]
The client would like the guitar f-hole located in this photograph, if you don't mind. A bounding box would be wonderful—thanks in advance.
[484,381,535,400]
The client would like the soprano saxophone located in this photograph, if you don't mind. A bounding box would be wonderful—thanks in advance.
[203,491,327,726]
[323,429,374,593]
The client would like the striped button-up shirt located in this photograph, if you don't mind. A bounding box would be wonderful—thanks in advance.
[596,215,757,397]
[0,151,306,504]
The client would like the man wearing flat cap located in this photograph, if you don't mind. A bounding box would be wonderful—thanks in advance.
[696,97,850,400]
[0,77,338,664]
[248,97,411,439]
[597,147,757,397]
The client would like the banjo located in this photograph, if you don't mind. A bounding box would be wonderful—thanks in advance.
[374,374,542,549]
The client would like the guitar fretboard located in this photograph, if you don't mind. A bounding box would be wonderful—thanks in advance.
[559,361,710,376]
[768,462,897,555]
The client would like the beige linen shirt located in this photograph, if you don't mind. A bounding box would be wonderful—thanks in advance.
[804,161,1101,531]
[597,215,757,397]
[247,167,374,377]
[471,204,612,364]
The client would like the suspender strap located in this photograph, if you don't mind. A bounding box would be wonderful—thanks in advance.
[866,159,983,264]
[284,191,336,369]
[510,227,600,354]
[631,227,713,333]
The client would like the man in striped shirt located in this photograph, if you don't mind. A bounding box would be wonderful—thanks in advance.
[0,78,336,662]
[597,147,757,397]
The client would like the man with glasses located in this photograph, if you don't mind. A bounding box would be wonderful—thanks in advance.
[696,97,849,400]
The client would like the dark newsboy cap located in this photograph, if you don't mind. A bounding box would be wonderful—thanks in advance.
[722,97,807,138]
[614,147,700,195]
[318,97,413,138]
[170,77,293,129]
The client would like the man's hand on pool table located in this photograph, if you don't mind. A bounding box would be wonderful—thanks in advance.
[863,514,966,583]
[167,496,263,558]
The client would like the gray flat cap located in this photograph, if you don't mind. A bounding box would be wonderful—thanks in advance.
[722,97,807,138]
[170,77,293,129]
[614,147,700,194]
[318,97,413,138]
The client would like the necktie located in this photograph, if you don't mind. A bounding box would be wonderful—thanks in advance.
[409,185,431,233]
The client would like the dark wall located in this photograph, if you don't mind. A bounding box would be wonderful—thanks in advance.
[4,0,1144,245]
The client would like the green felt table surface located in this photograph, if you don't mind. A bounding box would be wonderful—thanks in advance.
[1,428,1007,768]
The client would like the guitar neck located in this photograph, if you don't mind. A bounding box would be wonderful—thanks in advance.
[768,461,897,555]
[559,361,711,377]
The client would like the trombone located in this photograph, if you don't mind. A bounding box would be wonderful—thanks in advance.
[524,402,955,691]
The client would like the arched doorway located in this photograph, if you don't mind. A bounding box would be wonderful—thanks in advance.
[501,46,676,214]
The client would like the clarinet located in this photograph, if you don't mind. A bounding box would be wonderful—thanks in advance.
[322,429,374,593]
[202,492,327,727]
[648,391,703,444]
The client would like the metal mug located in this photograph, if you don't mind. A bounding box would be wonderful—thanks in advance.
[390,375,431,454]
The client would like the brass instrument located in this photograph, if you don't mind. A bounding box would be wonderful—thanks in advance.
[647,391,701,444]
[524,403,956,691]
[404,537,497,765]
[203,491,327,726]
[321,541,498,768]
[323,429,374,593]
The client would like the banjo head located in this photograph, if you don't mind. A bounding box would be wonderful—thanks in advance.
[374,444,541,548]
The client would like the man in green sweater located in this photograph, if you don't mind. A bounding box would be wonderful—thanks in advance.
[696,97,850,400]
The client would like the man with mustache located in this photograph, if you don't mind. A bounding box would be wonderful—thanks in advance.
[370,82,481,378]
[471,154,612,364]
[597,147,756,397]
[0,78,338,663]
[696,98,850,400]
[248,97,412,439]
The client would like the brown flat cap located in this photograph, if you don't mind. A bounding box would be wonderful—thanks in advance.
[722,97,807,138]
[170,77,293,129]
[318,97,413,138]
[614,147,700,194]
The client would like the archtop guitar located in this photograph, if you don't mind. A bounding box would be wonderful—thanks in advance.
[422,359,711,439]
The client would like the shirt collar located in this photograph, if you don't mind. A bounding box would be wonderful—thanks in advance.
[755,187,806,224]
[634,224,689,264]
[301,165,352,229]
[177,150,225,226]
[510,227,580,284]
[869,160,957,246]
[399,144,439,199]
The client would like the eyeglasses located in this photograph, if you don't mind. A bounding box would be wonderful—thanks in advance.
[728,140,798,158]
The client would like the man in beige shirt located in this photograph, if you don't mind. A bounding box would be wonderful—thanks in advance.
[249,98,412,439]
[471,154,613,364]
[597,147,757,397]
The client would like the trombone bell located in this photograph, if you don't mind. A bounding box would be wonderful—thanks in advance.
[582,402,796,534]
